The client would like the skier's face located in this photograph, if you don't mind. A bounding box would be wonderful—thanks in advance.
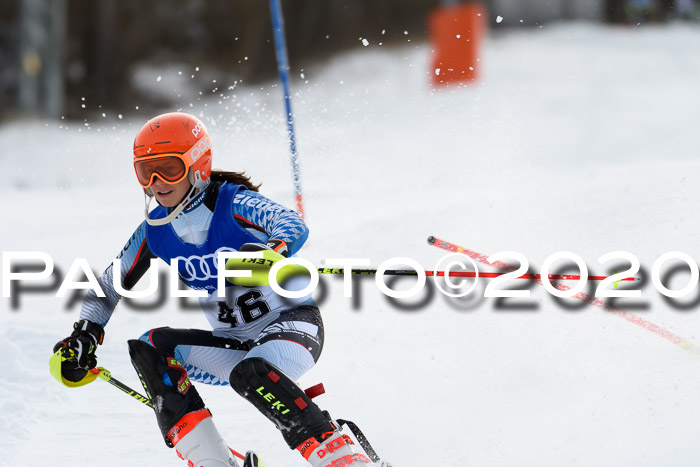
[150,176,191,207]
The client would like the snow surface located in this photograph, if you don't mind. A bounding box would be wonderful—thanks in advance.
[3,22,700,467]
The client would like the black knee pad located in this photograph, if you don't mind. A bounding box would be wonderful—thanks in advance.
[128,339,206,447]
[229,357,335,449]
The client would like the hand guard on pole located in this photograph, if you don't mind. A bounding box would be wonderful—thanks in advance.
[53,319,105,383]
[225,243,291,288]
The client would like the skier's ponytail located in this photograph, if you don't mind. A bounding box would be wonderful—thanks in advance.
[210,170,261,192]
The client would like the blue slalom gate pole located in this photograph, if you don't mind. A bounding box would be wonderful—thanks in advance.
[269,0,305,218]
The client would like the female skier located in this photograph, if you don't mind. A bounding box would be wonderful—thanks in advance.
[53,112,374,467]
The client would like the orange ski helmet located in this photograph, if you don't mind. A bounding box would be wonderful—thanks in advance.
[133,112,213,225]
[133,112,212,193]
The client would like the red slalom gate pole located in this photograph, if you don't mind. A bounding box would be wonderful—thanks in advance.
[318,268,633,282]
[426,236,636,281]
[426,235,700,355]
[427,271,633,281]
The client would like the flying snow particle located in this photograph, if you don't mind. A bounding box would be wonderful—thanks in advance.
[362,38,369,47]
[496,16,504,23]
[156,76,162,82]
[435,68,441,76]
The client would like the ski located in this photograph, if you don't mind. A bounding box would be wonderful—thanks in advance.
[336,418,393,467]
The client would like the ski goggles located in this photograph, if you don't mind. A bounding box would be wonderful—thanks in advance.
[134,154,189,188]
[133,136,211,189]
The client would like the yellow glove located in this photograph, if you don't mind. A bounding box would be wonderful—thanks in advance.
[225,244,309,287]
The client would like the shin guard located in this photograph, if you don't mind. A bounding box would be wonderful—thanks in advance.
[229,357,335,449]
[128,339,207,447]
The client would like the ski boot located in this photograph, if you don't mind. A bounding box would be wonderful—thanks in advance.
[174,415,239,467]
[297,427,372,467]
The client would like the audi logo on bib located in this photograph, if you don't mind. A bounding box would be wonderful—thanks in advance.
[173,247,236,284]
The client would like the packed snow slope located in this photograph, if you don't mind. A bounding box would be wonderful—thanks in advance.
[3,22,700,467]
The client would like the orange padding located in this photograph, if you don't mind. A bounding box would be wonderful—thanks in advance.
[167,409,212,446]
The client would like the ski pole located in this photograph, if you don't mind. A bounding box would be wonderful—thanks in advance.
[87,367,154,409]
[316,267,634,282]
[91,366,383,464]
[87,367,246,461]
[49,350,245,461]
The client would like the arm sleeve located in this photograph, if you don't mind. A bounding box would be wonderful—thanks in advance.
[79,221,156,327]
[231,190,309,256]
